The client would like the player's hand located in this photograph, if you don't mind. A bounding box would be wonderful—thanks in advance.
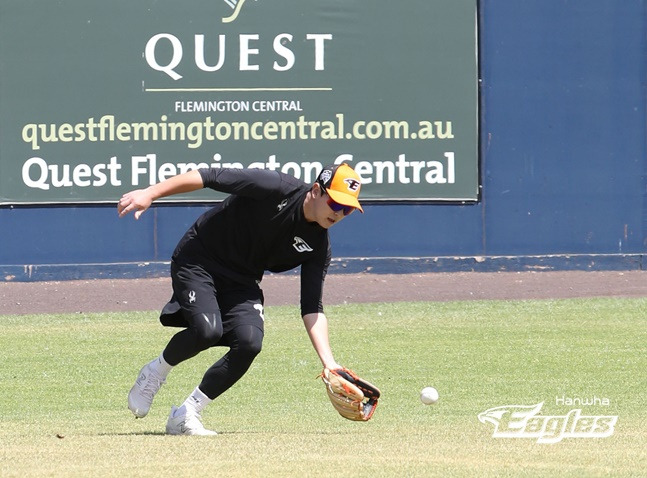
[324,361,342,371]
[117,189,153,220]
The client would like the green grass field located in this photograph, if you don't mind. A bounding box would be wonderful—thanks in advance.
[1,298,645,477]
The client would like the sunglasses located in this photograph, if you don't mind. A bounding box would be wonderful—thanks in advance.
[325,193,356,216]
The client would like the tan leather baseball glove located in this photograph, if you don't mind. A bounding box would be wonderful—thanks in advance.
[320,367,381,421]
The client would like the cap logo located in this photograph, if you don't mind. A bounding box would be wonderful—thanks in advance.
[319,170,333,185]
[344,178,361,192]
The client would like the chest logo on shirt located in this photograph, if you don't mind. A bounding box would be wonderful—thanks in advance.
[293,236,313,253]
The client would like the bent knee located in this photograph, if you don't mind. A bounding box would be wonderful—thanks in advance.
[191,313,223,349]
[232,327,264,357]
[238,339,262,357]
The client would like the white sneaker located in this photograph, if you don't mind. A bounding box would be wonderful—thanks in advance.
[166,405,218,436]
[128,363,165,418]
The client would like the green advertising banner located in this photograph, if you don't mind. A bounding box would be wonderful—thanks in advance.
[0,0,478,204]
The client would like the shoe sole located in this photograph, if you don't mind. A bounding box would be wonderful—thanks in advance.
[165,429,218,436]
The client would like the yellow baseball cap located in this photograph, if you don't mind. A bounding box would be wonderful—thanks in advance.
[317,163,364,213]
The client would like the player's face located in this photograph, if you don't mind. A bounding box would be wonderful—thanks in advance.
[313,185,352,229]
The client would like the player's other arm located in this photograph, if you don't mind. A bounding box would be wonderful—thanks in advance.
[117,170,204,219]
[301,243,337,369]
[303,312,340,370]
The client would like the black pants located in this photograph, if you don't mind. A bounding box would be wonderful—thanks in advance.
[160,261,265,400]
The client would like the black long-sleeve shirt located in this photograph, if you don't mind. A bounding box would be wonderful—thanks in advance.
[172,168,331,316]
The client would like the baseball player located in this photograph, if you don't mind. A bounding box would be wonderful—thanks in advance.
[117,163,368,435]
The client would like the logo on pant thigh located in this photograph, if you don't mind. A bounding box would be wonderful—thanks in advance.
[254,304,265,321]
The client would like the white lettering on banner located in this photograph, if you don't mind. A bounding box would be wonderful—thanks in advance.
[19,153,459,191]
[273,33,294,71]
[129,153,458,187]
[144,33,332,80]
[337,153,455,185]
[172,100,303,113]
[251,100,303,112]
[22,156,122,191]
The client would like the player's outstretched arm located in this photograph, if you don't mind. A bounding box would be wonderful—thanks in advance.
[117,170,205,219]
[302,312,341,370]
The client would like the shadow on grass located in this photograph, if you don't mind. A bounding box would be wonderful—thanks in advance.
[99,430,350,437]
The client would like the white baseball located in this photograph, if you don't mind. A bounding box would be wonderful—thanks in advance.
[420,386,439,405]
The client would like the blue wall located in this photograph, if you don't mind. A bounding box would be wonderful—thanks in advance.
[480,0,646,257]
[2,0,646,280]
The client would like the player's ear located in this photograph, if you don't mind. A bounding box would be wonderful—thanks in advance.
[312,182,324,197]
